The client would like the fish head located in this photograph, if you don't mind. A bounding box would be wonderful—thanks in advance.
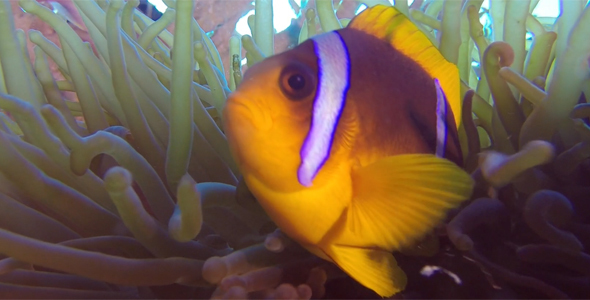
[223,40,323,194]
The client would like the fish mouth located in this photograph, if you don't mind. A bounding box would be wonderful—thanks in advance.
[224,94,272,132]
[223,99,262,168]
[224,101,252,124]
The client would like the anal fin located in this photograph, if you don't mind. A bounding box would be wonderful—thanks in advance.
[325,244,407,297]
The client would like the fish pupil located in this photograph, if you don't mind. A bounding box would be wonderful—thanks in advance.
[288,74,306,90]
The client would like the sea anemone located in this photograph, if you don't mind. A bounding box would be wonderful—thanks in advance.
[0,0,589,299]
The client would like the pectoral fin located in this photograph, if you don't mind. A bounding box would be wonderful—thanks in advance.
[348,154,474,250]
[323,244,406,297]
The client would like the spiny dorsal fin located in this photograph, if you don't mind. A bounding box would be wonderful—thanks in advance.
[348,5,462,128]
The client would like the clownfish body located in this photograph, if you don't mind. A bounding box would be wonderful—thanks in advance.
[223,5,474,297]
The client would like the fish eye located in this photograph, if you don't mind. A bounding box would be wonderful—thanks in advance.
[279,63,316,101]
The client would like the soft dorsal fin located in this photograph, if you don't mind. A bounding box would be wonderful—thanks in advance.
[348,5,462,129]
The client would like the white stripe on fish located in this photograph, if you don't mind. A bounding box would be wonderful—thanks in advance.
[434,78,448,158]
[298,31,351,187]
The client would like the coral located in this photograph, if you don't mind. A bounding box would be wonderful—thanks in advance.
[0,0,589,299]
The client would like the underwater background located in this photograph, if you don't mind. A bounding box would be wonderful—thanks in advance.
[0,0,589,299]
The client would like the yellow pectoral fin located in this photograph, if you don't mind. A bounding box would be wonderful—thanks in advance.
[325,244,407,297]
[348,154,474,250]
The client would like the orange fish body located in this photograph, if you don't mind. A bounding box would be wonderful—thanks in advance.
[223,5,474,297]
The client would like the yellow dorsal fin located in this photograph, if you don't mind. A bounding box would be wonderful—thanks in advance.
[348,5,462,128]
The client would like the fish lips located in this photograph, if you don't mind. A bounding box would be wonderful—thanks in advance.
[223,97,267,169]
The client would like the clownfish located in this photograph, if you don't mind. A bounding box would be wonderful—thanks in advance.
[223,5,474,297]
